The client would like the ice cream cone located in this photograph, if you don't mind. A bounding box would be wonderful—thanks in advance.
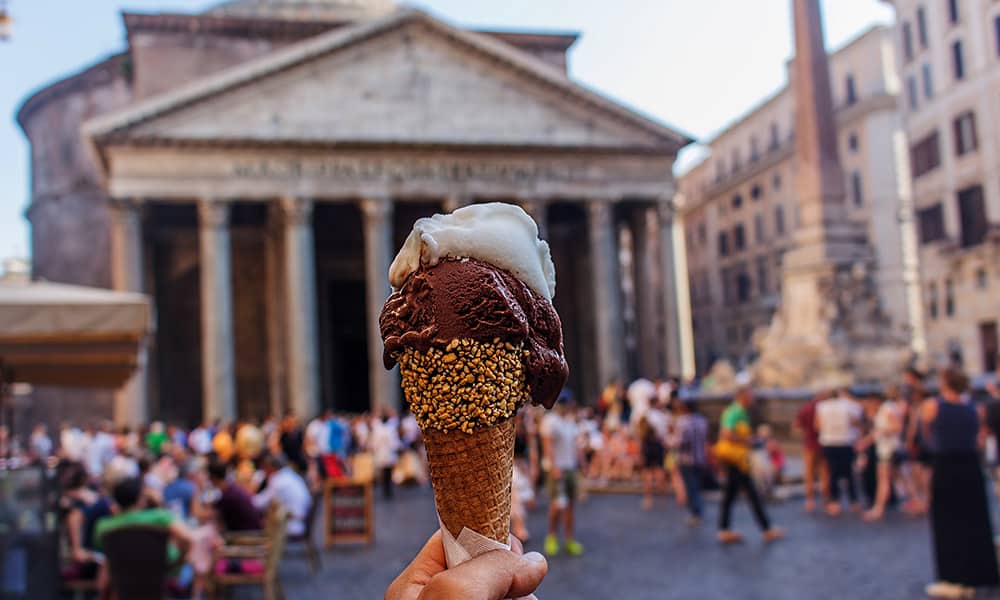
[421,419,514,544]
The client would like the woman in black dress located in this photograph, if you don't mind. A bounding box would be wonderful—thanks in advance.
[922,368,999,598]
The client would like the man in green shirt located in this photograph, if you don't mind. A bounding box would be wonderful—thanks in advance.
[95,477,192,567]
[715,387,784,545]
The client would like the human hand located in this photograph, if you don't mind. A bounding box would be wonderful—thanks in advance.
[385,531,547,600]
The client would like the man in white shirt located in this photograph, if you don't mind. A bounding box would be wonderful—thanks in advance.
[254,455,313,537]
[541,394,583,557]
[304,413,331,459]
[815,390,863,516]
[189,423,214,456]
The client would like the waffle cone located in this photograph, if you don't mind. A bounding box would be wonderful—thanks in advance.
[421,418,514,544]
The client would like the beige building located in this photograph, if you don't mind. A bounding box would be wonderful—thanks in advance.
[679,25,924,374]
[19,0,693,427]
[881,0,1000,374]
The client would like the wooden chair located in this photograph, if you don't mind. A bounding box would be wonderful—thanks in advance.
[286,491,322,574]
[102,525,171,600]
[209,508,288,600]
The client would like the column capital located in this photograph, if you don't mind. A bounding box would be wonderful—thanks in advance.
[198,199,230,230]
[442,195,470,214]
[657,198,678,222]
[108,197,143,213]
[279,197,313,227]
[360,197,393,223]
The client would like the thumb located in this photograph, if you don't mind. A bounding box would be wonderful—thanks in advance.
[419,549,547,600]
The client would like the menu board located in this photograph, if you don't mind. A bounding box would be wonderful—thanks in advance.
[324,479,374,547]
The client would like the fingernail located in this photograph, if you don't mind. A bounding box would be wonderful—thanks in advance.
[523,551,545,563]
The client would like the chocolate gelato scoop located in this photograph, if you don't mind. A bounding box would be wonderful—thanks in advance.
[380,257,568,409]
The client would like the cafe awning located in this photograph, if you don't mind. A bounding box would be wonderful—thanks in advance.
[0,280,151,388]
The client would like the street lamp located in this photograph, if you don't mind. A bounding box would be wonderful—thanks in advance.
[0,1,11,41]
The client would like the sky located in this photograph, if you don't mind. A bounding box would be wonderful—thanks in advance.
[0,0,895,263]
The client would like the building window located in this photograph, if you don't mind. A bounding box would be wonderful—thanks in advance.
[918,204,946,244]
[698,223,707,245]
[921,63,933,99]
[953,111,978,155]
[716,160,726,182]
[917,6,929,49]
[910,131,941,177]
[929,282,938,320]
[757,256,769,295]
[750,136,760,162]
[903,21,914,62]
[845,74,858,106]
[775,205,786,236]
[906,76,919,111]
[733,224,746,252]
[976,268,988,290]
[732,149,742,173]
[945,279,955,317]
[718,231,730,257]
[952,40,965,80]
[848,132,859,153]
[736,270,751,304]
[773,173,782,190]
[958,184,988,247]
[769,123,780,150]
[851,171,864,207]
[751,183,762,200]
[732,194,743,210]
[754,214,765,244]
[948,0,959,24]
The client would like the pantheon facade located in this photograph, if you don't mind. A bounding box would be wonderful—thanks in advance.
[19,0,694,426]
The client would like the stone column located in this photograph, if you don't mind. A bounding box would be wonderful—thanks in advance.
[361,198,400,413]
[519,199,549,240]
[198,199,236,423]
[658,201,696,379]
[631,205,662,379]
[265,204,289,416]
[109,198,148,426]
[441,195,469,214]
[281,197,320,419]
[587,199,626,387]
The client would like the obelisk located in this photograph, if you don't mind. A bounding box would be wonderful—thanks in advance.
[755,0,904,388]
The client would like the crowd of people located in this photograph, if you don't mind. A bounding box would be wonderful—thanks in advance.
[2,360,999,599]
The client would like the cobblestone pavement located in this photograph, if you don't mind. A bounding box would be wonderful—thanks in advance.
[275,485,1000,600]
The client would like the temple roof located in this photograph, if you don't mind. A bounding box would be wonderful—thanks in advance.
[206,0,396,22]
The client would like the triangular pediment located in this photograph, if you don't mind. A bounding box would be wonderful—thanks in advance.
[86,10,689,154]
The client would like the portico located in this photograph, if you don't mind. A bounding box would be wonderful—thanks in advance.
[86,9,693,423]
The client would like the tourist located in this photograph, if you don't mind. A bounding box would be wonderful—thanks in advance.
[675,399,709,525]
[794,391,829,512]
[901,367,930,515]
[86,421,116,481]
[984,360,1000,497]
[922,368,1000,598]
[59,461,112,582]
[638,415,665,510]
[541,393,584,556]
[146,421,168,457]
[164,458,199,520]
[188,421,213,456]
[815,388,862,516]
[253,454,312,537]
[714,387,783,544]
[370,411,402,500]
[279,414,308,473]
[204,459,263,532]
[385,531,547,600]
[59,422,86,462]
[95,477,195,591]
[29,423,52,463]
[304,411,331,462]
[212,422,235,463]
[862,388,903,521]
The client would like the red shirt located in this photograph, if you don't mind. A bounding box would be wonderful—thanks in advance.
[796,400,821,453]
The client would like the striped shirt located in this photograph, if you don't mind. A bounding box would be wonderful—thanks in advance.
[676,413,709,466]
